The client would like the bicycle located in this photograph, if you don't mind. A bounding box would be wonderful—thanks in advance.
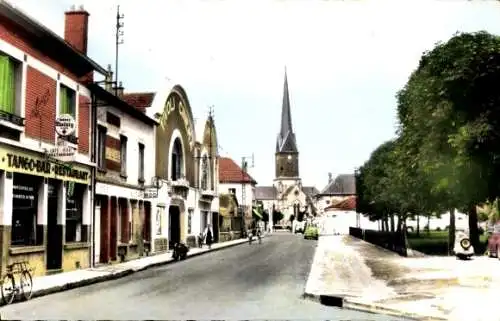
[1,261,34,305]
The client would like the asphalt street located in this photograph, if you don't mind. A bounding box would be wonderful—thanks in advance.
[1,233,407,320]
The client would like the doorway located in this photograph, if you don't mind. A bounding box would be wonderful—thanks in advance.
[212,212,219,243]
[168,206,181,248]
[46,179,62,271]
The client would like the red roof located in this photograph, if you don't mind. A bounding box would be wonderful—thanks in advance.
[325,196,356,211]
[219,157,257,184]
[122,92,156,112]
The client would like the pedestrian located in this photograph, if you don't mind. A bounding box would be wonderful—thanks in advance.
[197,232,204,248]
[204,224,213,249]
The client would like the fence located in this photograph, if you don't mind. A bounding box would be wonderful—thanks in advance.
[349,227,408,256]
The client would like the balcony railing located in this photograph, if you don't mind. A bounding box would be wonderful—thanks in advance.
[0,110,24,127]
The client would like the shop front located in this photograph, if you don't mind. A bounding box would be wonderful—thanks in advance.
[94,182,152,265]
[0,144,92,276]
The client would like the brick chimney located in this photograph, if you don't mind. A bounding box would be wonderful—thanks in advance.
[105,64,114,92]
[64,5,89,55]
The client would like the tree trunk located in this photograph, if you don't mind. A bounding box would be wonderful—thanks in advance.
[416,215,420,237]
[390,215,395,232]
[468,205,480,254]
[448,208,456,256]
[427,215,431,235]
[384,217,389,231]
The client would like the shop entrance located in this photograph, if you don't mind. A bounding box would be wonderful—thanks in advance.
[46,179,62,271]
[168,206,181,248]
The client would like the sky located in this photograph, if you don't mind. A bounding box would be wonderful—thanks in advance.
[11,0,500,189]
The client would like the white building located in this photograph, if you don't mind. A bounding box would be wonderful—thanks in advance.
[124,84,220,249]
[90,75,158,265]
[218,157,257,228]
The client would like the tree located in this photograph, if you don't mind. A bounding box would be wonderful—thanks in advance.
[272,210,284,224]
[396,31,500,252]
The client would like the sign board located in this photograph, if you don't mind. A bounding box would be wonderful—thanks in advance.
[48,139,76,162]
[55,114,76,137]
[0,146,90,184]
[144,188,158,199]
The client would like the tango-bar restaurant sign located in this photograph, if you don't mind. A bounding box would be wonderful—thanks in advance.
[0,147,90,184]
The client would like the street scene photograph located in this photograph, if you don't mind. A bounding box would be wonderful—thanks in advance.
[0,0,499,320]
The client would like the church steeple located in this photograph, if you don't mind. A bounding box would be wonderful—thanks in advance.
[276,67,298,153]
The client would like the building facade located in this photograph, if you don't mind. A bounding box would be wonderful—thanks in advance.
[0,3,107,275]
[315,173,356,216]
[218,157,257,229]
[89,76,157,265]
[255,70,318,224]
[123,84,219,250]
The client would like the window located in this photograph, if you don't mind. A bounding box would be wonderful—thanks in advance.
[229,188,236,195]
[65,182,86,243]
[201,154,209,190]
[0,53,16,115]
[138,143,145,182]
[171,138,183,180]
[11,174,43,246]
[97,126,107,169]
[120,135,127,176]
[188,209,193,234]
[59,85,76,117]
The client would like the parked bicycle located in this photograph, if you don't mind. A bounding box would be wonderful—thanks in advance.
[1,261,34,305]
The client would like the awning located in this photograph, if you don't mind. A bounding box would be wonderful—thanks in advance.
[253,208,263,219]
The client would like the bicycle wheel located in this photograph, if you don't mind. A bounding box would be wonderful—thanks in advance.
[20,271,33,300]
[1,274,16,305]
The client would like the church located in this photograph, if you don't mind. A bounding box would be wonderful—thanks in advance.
[255,70,319,224]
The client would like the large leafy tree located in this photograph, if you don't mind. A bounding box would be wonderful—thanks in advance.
[396,31,500,252]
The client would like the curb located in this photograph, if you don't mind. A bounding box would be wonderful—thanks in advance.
[302,292,447,321]
[2,238,254,306]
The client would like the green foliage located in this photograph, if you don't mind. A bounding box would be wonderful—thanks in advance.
[272,210,284,224]
[358,31,500,248]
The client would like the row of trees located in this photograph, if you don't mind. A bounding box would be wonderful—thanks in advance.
[356,31,500,254]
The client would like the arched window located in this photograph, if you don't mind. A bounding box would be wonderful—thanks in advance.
[201,154,209,190]
[171,138,183,181]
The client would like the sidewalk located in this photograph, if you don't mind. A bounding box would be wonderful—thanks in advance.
[304,234,500,321]
[16,237,253,304]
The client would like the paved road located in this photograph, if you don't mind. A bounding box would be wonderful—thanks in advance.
[1,233,406,320]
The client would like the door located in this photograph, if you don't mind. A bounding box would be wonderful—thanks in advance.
[46,180,63,271]
[168,206,180,248]
[212,212,219,243]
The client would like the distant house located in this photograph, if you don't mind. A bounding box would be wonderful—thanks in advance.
[218,157,257,228]
[315,173,356,215]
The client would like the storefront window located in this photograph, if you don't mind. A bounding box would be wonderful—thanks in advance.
[65,182,86,243]
[11,174,42,246]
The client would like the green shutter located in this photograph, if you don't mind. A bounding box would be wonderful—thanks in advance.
[0,54,15,114]
[59,86,69,114]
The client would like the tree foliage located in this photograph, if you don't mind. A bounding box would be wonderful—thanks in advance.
[357,31,500,252]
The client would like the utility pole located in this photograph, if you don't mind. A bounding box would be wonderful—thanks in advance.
[241,153,254,233]
[114,5,125,96]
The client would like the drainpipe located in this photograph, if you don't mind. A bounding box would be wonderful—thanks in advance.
[90,92,98,268]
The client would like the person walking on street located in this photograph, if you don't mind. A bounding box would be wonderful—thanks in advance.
[204,224,213,249]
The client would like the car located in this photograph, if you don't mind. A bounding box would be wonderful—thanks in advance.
[487,224,500,257]
[304,226,319,240]
[454,230,474,260]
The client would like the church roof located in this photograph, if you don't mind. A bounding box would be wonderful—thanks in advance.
[319,174,356,196]
[255,186,277,200]
[255,185,319,200]
[276,69,298,153]
[219,157,257,185]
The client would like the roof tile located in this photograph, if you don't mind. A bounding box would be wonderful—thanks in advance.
[219,157,257,184]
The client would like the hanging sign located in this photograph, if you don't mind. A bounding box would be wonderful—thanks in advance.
[55,114,76,137]
[48,139,76,161]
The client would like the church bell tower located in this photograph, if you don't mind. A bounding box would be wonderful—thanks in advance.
[274,68,300,188]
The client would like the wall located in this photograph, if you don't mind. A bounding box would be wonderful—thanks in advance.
[97,105,156,186]
[0,37,92,164]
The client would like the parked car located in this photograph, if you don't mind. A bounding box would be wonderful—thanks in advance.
[454,230,474,260]
[304,226,319,240]
[295,221,306,234]
[487,224,500,258]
